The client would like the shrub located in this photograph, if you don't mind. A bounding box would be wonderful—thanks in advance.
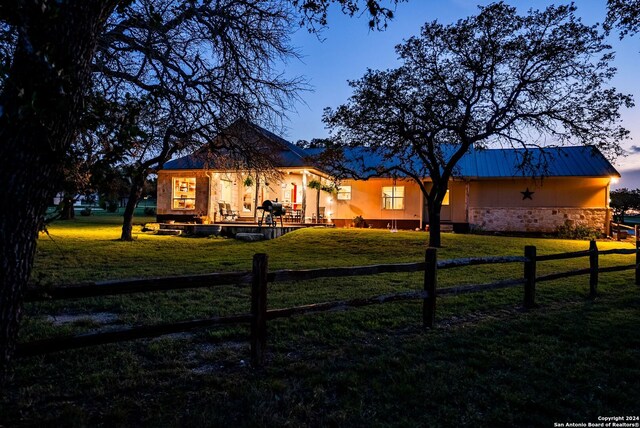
[100,200,119,212]
[144,207,156,216]
[79,208,92,217]
[469,224,485,234]
[556,221,600,240]
[353,215,365,228]
[106,201,119,213]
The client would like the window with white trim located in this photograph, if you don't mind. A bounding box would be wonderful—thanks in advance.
[337,185,352,200]
[382,186,404,210]
[172,177,196,210]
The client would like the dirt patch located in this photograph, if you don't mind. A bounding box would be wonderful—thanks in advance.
[46,312,120,326]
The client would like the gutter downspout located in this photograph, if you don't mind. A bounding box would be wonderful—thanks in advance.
[206,171,215,223]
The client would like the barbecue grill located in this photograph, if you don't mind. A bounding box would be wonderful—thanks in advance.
[258,199,286,228]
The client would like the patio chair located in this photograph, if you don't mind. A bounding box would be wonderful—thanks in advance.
[312,207,325,223]
[218,202,230,221]
[225,203,238,221]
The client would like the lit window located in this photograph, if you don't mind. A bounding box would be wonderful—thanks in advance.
[442,190,450,206]
[220,179,232,203]
[337,185,352,200]
[382,186,404,210]
[172,177,196,210]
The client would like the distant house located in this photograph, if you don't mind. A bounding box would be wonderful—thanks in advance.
[157,122,619,235]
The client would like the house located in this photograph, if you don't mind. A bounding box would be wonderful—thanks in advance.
[157,121,330,224]
[157,122,619,235]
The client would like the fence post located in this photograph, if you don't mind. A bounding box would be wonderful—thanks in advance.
[636,225,640,287]
[589,240,598,298]
[524,246,536,309]
[423,248,437,329]
[251,253,268,367]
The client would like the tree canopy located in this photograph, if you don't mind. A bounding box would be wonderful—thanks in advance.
[324,2,633,247]
[605,0,640,38]
[610,188,640,222]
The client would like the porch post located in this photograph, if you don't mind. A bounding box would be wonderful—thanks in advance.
[302,171,308,223]
[253,176,261,222]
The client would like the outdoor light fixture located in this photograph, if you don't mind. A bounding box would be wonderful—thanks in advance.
[610,176,619,184]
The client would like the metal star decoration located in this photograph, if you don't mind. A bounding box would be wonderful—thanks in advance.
[521,187,534,200]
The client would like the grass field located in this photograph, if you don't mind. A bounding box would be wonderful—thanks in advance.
[2,214,639,427]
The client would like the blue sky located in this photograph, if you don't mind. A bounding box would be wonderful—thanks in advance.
[281,1,640,188]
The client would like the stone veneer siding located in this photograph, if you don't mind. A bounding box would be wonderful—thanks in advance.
[469,207,609,233]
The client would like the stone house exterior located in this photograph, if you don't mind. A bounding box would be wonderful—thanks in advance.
[157,122,619,235]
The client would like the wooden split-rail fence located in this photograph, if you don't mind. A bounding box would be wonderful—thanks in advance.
[20,237,640,367]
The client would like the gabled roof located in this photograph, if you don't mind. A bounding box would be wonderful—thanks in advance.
[336,145,619,179]
[163,121,619,179]
[163,120,315,170]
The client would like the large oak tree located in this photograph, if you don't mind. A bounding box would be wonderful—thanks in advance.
[324,2,632,247]
[0,0,402,383]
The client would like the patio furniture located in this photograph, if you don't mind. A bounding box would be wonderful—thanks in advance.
[225,203,238,221]
[218,202,236,221]
[311,207,326,224]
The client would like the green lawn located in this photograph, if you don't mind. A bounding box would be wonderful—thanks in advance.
[2,215,639,427]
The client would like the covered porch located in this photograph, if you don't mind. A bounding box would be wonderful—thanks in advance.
[206,168,335,225]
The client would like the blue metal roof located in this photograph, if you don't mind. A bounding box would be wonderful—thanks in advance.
[453,146,618,178]
[337,145,619,179]
[164,151,212,170]
[163,121,619,179]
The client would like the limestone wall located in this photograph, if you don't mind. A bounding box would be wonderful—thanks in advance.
[469,207,609,233]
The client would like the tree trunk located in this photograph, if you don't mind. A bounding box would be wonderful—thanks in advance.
[59,195,76,220]
[0,2,115,384]
[121,176,145,241]
[427,201,443,248]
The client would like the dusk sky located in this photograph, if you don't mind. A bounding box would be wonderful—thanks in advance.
[282,1,640,188]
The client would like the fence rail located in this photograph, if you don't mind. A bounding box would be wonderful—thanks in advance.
[19,231,640,366]
[24,271,253,301]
